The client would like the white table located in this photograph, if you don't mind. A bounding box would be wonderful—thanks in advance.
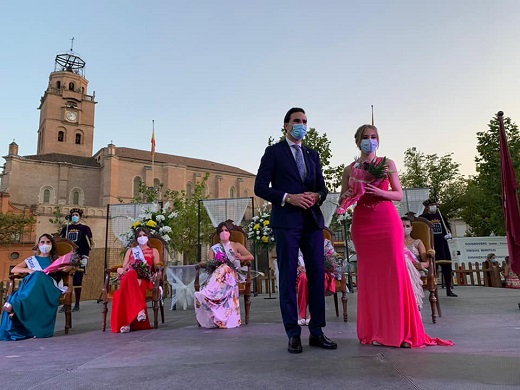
[166,265,207,310]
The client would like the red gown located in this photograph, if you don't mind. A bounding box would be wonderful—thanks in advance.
[350,165,453,348]
[111,247,154,333]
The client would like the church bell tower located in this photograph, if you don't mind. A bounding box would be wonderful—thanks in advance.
[37,47,96,157]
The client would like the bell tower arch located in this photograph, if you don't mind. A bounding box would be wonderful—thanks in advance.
[37,48,97,157]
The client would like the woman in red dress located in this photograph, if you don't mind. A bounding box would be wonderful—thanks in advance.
[339,124,453,348]
[111,227,160,333]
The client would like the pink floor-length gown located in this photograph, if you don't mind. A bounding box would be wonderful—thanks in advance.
[350,165,453,348]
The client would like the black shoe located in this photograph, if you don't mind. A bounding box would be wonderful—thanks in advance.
[58,305,66,313]
[288,336,303,354]
[309,334,338,349]
[446,290,458,297]
[72,304,80,312]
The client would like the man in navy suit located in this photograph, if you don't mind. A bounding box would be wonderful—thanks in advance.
[255,107,337,353]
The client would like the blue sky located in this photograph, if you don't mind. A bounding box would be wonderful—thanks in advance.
[1,1,519,179]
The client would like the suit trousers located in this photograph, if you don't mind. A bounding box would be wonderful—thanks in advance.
[274,221,325,338]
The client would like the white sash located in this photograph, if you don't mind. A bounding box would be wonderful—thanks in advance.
[131,246,146,263]
[25,256,43,271]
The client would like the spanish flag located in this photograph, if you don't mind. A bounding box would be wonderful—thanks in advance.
[151,121,156,156]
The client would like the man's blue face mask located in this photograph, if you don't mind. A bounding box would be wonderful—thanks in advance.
[290,124,307,140]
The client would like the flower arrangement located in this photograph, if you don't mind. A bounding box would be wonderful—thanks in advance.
[324,247,344,281]
[130,259,152,280]
[336,206,354,232]
[205,247,236,275]
[336,157,388,215]
[354,156,388,180]
[120,202,178,250]
[247,203,275,248]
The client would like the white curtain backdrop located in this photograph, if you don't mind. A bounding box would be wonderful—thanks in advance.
[202,197,252,227]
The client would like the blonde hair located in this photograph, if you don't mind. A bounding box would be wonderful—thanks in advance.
[354,124,379,147]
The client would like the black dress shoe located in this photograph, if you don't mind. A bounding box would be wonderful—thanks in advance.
[72,304,80,312]
[288,336,303,354]
[446,290,458,297]
[309,334,338,349]
[58,305,66,313]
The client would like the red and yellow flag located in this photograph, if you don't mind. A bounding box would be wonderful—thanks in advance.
[151,122,156,156]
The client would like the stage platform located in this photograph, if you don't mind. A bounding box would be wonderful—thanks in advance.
[2,286,519,389]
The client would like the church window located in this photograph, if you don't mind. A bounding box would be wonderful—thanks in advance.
[186,182,193,197]
[72,191,80,205]
[58,131,64,142]
[75,134,82,144]
[230,186,236,198]
[57,81,61,89]
[69,82,75,91]
[43,189,50,203]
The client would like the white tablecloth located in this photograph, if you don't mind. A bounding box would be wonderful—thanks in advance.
[166,265,207,310]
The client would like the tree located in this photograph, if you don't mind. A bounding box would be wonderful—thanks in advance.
[400,147,467,219]
[268,128,344,191]
[163,173,214,263]
[0,212,35,245]
[459,115,520,236]
[126,175,214,263]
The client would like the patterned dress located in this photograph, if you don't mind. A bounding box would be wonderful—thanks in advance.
[404,240,425,310]
[194,243,241,328]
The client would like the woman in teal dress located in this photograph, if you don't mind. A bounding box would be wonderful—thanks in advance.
[1,234,69,341]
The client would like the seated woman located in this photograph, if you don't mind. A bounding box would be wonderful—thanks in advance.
[402,217,429,310]
[194,221,254,329]
[111,227,160,334]
[1,234,71,341]
[502,256,520,289]
[297,239,338,326]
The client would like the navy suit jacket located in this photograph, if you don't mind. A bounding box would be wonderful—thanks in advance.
[254,140,327,230]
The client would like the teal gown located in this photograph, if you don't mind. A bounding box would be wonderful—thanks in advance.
[0,256,62,341]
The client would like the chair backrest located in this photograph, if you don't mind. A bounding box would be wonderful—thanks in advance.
[323,227,333,242]
[211,220,246,246]
[54,238,78,256]
[410,216,434,252]
[149,236,166,265]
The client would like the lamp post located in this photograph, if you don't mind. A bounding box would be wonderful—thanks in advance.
[343,223,354,292]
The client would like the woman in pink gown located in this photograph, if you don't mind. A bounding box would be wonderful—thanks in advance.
[339,124,453,348]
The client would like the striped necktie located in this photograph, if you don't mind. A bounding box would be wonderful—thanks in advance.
[292,144,306,181]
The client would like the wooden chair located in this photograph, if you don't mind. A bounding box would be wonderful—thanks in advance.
[5,237,78,334]
[408,215,441,323]
[323,228,349,322]
[194,220,252,324]
[101,236,166,331]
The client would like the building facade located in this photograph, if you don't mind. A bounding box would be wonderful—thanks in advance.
[0,50,257,293]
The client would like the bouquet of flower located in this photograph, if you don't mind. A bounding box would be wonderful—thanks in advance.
[337,157,388,215]
[247,203,275,248]
[205,250,235,275]
[120,202,178,250]
[130,259,152,280]
[324,248,344,281]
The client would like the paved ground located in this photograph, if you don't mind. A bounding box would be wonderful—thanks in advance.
[2,286,520,390]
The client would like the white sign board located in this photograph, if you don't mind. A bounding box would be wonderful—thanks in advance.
[447,236,509,265]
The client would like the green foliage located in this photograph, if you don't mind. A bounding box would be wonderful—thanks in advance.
[268,128,344,191]
[400,147,467,219]
[163,173,214,264]
[459,115,520,236]
[48,205,66,234]
[126,174,215,263]
[0,212,35,245]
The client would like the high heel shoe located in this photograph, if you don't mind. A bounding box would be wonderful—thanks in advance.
[120,325,130,333]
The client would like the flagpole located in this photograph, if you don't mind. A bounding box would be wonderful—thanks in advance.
[371,105,374,126]
[151,120,155,187]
